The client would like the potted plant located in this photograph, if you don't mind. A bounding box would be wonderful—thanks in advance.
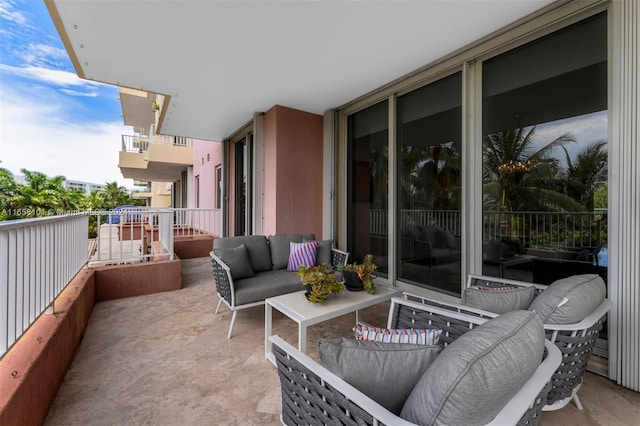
[296,264,345,304]
[342,254,377,294]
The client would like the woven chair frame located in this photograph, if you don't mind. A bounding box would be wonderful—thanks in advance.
[271,298,559,426]
[274,343,381,426]
[210,254,233,306]
[410,273,612,410]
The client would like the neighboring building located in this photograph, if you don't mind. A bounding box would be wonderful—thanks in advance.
[63,180,104,193]
[131,181,172,208]
[48,0,639,391]
[116,88,223,212]
[13,175,105,193]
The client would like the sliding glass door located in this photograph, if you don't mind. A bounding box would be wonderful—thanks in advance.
[481,13,607,283]
[344,11,607,298]
[397,72,462,295]
[347,101,389,276]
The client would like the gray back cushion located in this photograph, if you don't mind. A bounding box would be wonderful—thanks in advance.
[400,310,544,426]
[528,274,606,324]
[268,233,315,270]
[213,244,254,280]
[304,238,333,266]
[463,286,536,314]
[213,235,271,272]
[320,338,441,415]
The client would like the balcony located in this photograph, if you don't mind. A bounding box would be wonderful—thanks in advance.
[119,134,193,182]
[1,212,637,425]
[35,257,636,425]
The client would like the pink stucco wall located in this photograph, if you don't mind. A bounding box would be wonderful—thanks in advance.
[192,139,222,209]
[263,105,324,237]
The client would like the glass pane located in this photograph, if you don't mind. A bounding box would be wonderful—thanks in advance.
[347,100,389,276]
[482,13,607,283]
[397,72,462,295]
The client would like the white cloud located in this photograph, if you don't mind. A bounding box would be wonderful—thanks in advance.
[0,63,101,88]
[0,87,133,187]
[0,1,27,25]
[60,88,99,97]
[17,43,69,68]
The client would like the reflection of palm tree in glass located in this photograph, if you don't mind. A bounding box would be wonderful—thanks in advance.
[400,141,461,211]
[483,127,581,212]
[561,141,607,211]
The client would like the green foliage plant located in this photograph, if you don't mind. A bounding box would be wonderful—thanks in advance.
[343,254,377,294]
[296,264,345,304]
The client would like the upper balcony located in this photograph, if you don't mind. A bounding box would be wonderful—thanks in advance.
[119,134,193,182]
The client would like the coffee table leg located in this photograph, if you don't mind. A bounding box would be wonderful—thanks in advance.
[265,303,274,364]
[298,323,307,353]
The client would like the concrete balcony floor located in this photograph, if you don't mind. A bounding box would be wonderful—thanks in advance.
[45,258,639,425]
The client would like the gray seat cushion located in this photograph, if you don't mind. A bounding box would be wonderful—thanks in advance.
[268,233,315,270]
[400,310,544,426]
[464,285,536,314]
[214,235,272,272]
[528,274,606,324]
[233,269,301,305]
[319,338,441,415]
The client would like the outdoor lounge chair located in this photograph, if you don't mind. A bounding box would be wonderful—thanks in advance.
[405,273,612,411]
[270,297,562,426]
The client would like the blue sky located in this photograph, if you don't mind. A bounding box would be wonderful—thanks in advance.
[0,0,133,187]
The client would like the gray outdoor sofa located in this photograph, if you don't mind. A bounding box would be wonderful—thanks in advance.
[210,233,349,338]
[406,273,611,412]
[271,297,561,425]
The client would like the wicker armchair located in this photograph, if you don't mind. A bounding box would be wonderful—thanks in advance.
[271,297,561,426]
[405,273,611,411]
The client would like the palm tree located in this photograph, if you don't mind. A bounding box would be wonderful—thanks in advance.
[483,127,583,212]
[101,181,131,210]
[7,169,70,216]
[0,166,18,219]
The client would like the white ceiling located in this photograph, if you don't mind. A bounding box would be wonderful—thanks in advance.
[50,0,555,141]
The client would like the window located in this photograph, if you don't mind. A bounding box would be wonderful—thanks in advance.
[215,165,222,210]
[195,175,200,208]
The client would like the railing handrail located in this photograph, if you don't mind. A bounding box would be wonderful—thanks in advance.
[0,212,88,231]
[1,214,88,357]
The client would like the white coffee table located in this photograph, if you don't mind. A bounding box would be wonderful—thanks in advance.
[265,285,401,364]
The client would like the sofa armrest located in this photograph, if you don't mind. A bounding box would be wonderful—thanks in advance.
[331,248,349,269]
[210,251,236,308]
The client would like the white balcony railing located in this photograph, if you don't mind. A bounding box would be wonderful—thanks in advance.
[121,135,193,153]
[1,208,221,358]
[372,209,607,251]
[87,207,220,265]
[0,214,88,357]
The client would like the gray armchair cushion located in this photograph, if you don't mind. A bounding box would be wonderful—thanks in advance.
[464,285,536,314]
[213,235,271,272]
[213,244,255,280]
[269,233,315,270]
[528,274,606,324]
[319,338,441,415]
[400,310,544,426]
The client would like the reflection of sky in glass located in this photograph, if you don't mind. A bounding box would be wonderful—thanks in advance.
[524,110,607,169]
